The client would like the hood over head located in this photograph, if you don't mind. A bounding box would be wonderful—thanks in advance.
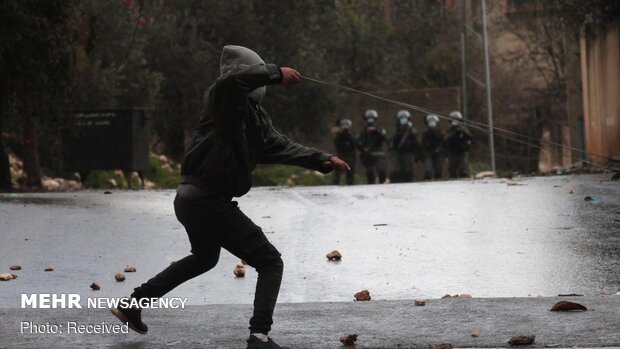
[220,45,267,102]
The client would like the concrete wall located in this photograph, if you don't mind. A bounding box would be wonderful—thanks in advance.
[580,24,620,165]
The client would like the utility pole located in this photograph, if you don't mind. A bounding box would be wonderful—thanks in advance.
[480,0,496,173]
[460,0,468,121]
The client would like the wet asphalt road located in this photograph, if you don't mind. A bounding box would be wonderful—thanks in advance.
[1,174,619,307]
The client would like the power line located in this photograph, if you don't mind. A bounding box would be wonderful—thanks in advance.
[301,76,618,173]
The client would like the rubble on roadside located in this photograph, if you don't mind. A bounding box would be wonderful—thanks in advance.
[354,290,371,301]
[234,264,245,277]
[326,250,342,261]
[0,273,17,281]
[508,335,535,345]
[441,294,472,299]
[550,301,587,311]
[474,171,496,180]
[339,334,358,346]
[428,343,453,349]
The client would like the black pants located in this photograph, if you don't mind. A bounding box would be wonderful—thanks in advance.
[131,194,283,335]
[424,153,443,180]
[362,153,386,184]
[448,152,469,179]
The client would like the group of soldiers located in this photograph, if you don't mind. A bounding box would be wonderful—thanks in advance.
[332,109,473,185]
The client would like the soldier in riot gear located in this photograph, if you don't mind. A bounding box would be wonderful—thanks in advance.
[445,111,473,179]
[389,110,421,183]
[332,118,356,185]
[421,114,444,180]
[357,109,388,184]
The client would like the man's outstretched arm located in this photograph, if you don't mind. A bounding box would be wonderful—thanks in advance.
[258,67,349,173]
[260,126,349,173]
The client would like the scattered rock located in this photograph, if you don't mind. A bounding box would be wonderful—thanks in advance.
[144,180,157,190]
[103,191,112,194]
[475,171,496,179]
[234,264,245,277]
[415,299,426,306]
[471,331,480,337]
[114,273,126,282]
[428,343,453,349]
[107,179,118,188]
[44,265,54,272]
[442,293,472,299]
[9,265,21,271]
[90,282,101,291]
[354,290,371,301]
[584,196,598,202]
[569,188,576,194]
[339,334,358,346]
[124,266,137,273]
[240,260,248,265]
[58,179,82,191]
[326,250,342,261]
[612,172,620,181]
[0,273,16,281]
[508,335,535,345]
[41,177,61,191]
[550,301,587,311]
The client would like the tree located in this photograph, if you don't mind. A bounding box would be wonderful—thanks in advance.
[0,0,76,189]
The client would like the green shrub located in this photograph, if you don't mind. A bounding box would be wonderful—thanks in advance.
[81,155,180,189]
[83,170,127,189]
[144,156,180,189]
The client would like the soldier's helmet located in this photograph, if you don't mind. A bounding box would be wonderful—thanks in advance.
[449,111,462,126]
[339,118,352,129]
[449,111,463,120]
[426,114,439,128]
[364,109,378,125]
[364,109,378,119]
[396,110,411,119]
[396,110,411,126]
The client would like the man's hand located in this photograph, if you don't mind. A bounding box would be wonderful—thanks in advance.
[322,155,351,172]
[280,67,301,86]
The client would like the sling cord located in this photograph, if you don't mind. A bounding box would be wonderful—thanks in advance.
[302,76,619,174]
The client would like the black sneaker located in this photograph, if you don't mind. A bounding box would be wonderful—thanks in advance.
[111,305,148,334]
[246,335,289,349]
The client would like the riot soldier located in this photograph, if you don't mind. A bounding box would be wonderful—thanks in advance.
[445,111,473,179]
[389,110,421,183]
[421,114,444,180]
[357,109,387,184]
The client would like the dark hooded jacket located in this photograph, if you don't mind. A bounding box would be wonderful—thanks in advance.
[180,46,332,198]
